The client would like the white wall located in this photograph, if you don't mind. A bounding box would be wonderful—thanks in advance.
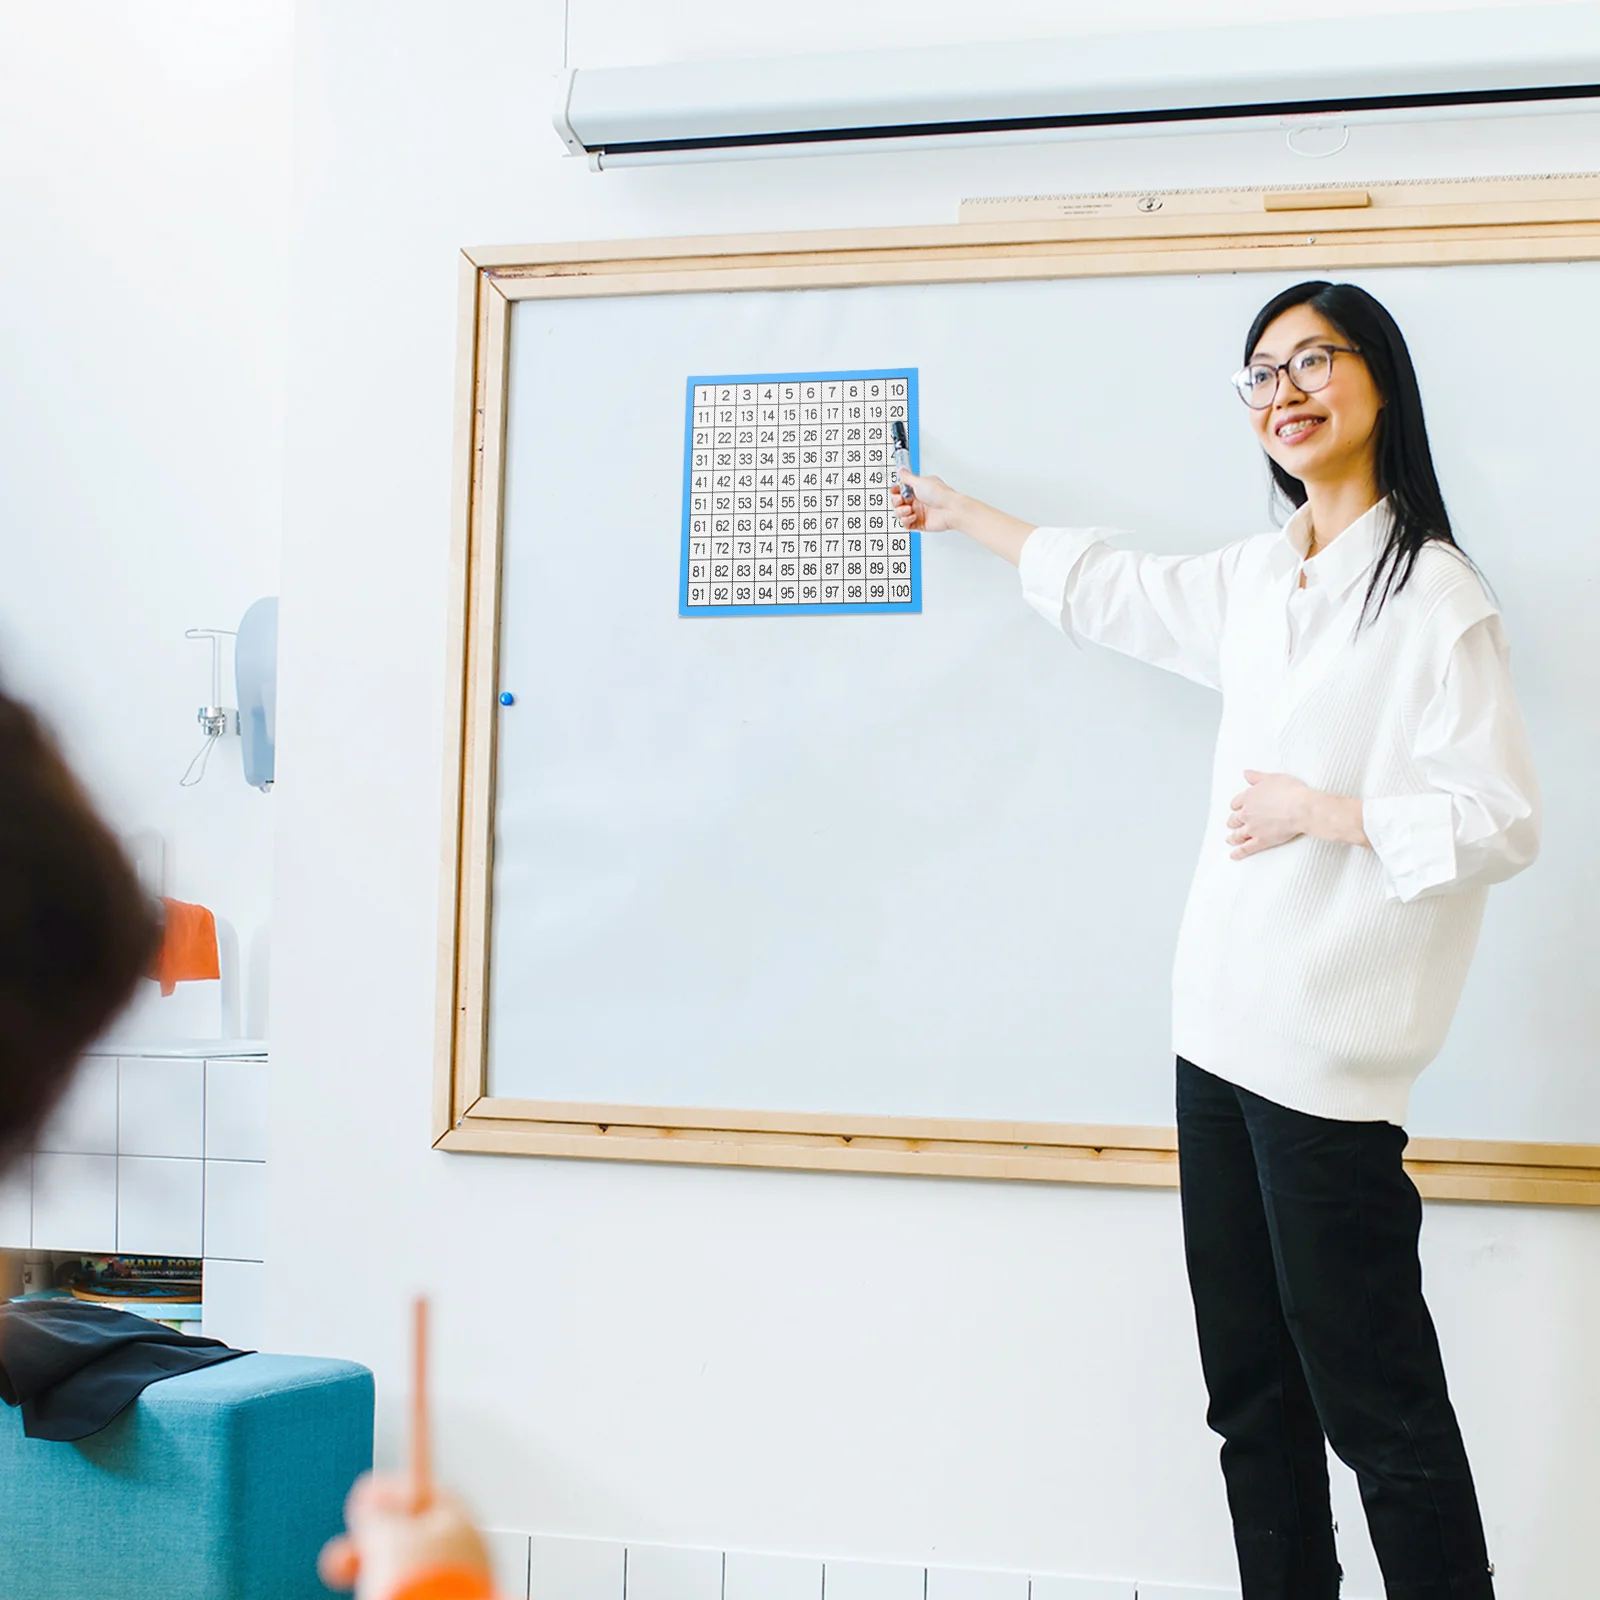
[265,4,1600,1597]
[0,3,291,1040]
[567,0,1600,65]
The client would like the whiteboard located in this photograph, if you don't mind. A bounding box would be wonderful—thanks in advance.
[485,264,1596,1145]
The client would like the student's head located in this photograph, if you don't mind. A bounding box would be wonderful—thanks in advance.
[1238,280,1459,617]
[0,690,161,1166]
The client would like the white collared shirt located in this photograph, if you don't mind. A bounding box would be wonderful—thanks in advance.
[1018,500,1542,1120]
[1021,500,1541,903]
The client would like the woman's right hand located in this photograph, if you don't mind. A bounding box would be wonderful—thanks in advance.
[890,470,964,533]
[888,470,1039,568]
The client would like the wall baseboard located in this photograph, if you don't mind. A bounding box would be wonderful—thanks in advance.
[480,1530,1284,1600]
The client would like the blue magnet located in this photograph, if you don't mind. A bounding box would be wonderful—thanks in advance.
[499,691,515,706]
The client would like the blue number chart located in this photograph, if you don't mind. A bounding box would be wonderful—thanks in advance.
[680,369,921,617]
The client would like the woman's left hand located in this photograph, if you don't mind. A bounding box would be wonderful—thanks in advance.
[1227,770,1311,859]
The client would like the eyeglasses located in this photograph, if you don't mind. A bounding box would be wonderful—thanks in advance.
[1231,344,1361,409]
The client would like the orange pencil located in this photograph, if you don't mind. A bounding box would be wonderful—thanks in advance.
[410,1294,433,1513]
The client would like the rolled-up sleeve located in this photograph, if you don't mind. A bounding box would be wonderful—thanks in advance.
[1019,526,1245,691]
[1362,614,1541,901]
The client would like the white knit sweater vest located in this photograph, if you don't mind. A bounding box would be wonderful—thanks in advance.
[1173,540,1496,1124]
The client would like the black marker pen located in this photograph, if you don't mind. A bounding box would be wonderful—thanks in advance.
[890,419,912,502]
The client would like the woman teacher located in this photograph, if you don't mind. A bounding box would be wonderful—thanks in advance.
[893,280,1539,1600]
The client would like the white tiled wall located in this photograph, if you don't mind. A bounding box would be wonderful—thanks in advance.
[3,1052,269,1347]
[926,1566,1030,1600]
[823,1559,927,1600]
[205,1060,269,1161]
[1134,1587,1242,1600]
[5,1055,268,1258]
[510,1541,1144,1600]
[724,1552,824,1600]
[200,1257,265,1349]
[0,1155,32,1250]
[624,1544,723,1600]
[119,1155,206,1256]
[36,1055,118,1154]
[1030,1581,1139,1599]
[484,1530,532,1600]
[32,1152,118,1250]
[204,1158,267,1261]
[530,1535,626,1600]
[119,1058,206,1157]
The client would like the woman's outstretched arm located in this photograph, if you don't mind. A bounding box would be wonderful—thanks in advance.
[891,471,1037,565]
[890,470,1244,693]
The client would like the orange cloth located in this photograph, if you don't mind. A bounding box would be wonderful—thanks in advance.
[387,1571,498,1600]
[151,898,220,996]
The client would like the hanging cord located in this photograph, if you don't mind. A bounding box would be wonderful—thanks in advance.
[180,733,219,788]
[1286,122,1350,159]
[180,628,237,787]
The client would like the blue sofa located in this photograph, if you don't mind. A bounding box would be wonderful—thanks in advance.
[0,1352,374,1599]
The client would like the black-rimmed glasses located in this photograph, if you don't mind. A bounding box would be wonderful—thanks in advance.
[1232,344,1360,409]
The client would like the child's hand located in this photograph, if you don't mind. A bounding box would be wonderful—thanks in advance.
[319,1472,492,1599]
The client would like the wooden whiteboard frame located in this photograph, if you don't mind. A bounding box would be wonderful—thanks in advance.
[436,174,1600,1205]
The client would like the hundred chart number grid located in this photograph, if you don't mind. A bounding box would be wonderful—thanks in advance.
[680,368,921,617]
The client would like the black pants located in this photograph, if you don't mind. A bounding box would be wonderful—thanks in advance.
[1175,1056,1495,1600]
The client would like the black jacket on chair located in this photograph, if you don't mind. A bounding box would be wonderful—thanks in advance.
[0,1300,248,1441]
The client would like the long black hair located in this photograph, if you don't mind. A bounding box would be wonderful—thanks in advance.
[1244,280,1463,625]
